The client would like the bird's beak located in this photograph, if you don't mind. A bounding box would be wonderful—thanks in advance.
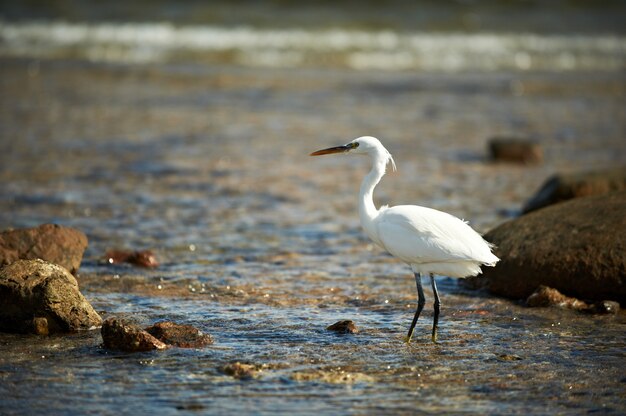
[310,144,350,156]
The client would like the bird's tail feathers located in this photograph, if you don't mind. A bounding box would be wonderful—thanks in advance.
[479,239,500,267]
[483,248,500,267]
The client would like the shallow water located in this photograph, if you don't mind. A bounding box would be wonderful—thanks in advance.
[0,56,625,414]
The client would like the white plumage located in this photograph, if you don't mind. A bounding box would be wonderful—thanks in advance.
[375,205,498,277]
[311,136,499,342]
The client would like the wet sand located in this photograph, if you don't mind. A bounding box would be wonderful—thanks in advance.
[0,57,625,414]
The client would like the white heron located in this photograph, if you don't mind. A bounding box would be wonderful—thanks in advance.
[310,136,499,342]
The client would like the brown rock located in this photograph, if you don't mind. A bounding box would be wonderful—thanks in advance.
[101,317,167,352]
[326,320,359,334]
[526,286,621,315]
[31,317,49,336]
[488,138,542,164]
[526,286,589,310]
[176,403,206,411]
[0,259,102,334]
[467,192,626,304]
[145,321,213,348]
[523,167,626,213]
[105,249,159,268]
[496,354,523,361]
[0,224,88,274]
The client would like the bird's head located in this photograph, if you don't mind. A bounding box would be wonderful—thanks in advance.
[310,136,396,171]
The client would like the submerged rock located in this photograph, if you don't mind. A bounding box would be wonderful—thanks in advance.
[0,259,102,334]
[522,167,626,213]
[291,367,375,384]
[496,354,523,362]
[220,362,259,379]
[488,138,542,164]
[101,317,168,352]
[145,321,213,348]
[326,320,359,334]
[0,224,88,274]
[468,192,626,304]
[176,403,206,411]
[105,249,159,268]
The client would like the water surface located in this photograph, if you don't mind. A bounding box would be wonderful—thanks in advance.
[0,9,625,414]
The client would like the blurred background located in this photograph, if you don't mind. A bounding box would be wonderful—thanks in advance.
[1,0,624,245]
[2,0,626,70]
[0,1,625,415]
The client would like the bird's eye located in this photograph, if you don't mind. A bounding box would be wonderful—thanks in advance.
[351,142,359,149]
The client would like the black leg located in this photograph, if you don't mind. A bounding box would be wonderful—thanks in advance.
[406,273,426,343]
[430,274,441,342]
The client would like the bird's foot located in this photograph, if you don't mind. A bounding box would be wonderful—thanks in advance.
[431,331,438,343]
[404,335,413,344]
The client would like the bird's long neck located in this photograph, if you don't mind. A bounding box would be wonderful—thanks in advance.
[359,154,387,235]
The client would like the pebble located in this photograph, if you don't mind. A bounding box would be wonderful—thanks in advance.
[326,320,359,334]
[105,249,159,268]
[145,321,213,348]
[488,137,543,164]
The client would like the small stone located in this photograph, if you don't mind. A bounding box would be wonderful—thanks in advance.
[32,317,49,336]
[527,287,621,315]
[176,403,206,411]
[145,321,213,348]
[326,320,359,334]
[488,138,543,164]
[496,353,523,361]
[101,317,168,352]
[221,362,258,379]
[105,249,159,268]
[527,286,588,310]
[587,300,620,315]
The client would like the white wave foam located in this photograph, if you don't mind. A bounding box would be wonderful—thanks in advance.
[1,21,624,71]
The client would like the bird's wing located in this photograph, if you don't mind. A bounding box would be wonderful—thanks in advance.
[374,205,495,265]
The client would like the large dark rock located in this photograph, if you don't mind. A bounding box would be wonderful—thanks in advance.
[0,259,102,334]
[145,321,213,348]
[468,192,626,304]
[101,318,168,352]
[0,224,88,274]
[523,167,626,213]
